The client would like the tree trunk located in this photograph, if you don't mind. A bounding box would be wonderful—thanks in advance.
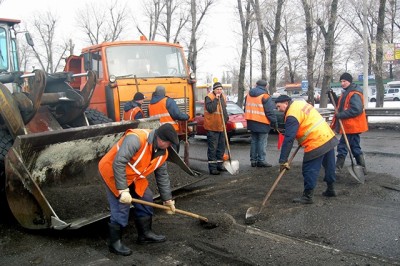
[373,0,387,108]
[237,0,252,107]
[250,0,267,80]
[318,0,338,108]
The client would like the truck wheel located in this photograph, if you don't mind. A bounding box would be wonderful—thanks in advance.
[85,109,113,125]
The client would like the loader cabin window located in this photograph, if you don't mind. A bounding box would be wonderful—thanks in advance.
[0,27,8,71]
[106,45,187,79]
[84,51,103,79]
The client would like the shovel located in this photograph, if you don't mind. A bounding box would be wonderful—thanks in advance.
[131,198,208,222]
[219,99,239,175]
[328,91,365,184]
[245,145,301,225]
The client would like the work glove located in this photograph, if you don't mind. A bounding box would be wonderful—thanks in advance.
[163,199,176,215]
[279,162,290,172]
[118,188,132,205]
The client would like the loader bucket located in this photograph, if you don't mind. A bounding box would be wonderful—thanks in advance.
[4,118,201,230]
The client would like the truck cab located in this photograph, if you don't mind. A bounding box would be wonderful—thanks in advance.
[65,39,197,139]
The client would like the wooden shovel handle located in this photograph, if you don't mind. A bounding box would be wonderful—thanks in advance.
[131,198,208,222]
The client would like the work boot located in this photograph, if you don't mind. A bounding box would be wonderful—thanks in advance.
[257,162,272,168]
[108,223,132,256]
[134,216,166,245]
[210,169,220,175]
[217,165,227,172]
[251,162,257,167]
[322,183,337,197]
[335,156,345,172]
[355,154,367,175]
[293,189,314,204]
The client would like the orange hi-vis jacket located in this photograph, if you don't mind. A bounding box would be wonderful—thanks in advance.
[123,107,144,120]
[286,101,335,153]
[148,98,179,130]
[204,92,226,132]
[244,94,271,125]
[98,129,168,197]
[332,91,368,134]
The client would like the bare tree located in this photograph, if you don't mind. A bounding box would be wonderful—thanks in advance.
[187,0,215,76]
[29,11,69,73]
[142,0,166,40]
[250,0,267,80]
[262,0,285,94]
[373,0,387,107]
[236,0,253,107]
[158,0,190,43]
[76,0,129,45]
[316,0,339,108]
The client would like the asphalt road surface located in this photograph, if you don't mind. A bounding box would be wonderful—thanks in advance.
[0,125,399,265]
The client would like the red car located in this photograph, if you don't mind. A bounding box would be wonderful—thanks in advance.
[194,101,250,140]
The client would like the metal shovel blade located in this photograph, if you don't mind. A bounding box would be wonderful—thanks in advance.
[224,160,239,175]
[245,206,261,225]
[347,165,365,184]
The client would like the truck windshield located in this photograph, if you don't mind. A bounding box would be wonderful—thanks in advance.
[106,45,187,78]
[0,27,9,71]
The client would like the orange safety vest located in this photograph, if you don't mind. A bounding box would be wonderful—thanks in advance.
[286,101,335,152]
[332,91,368,134]
[98,129,168,197]
[148,98,179,130]
[244,94,271,125]
[204,92,226,132]
[123,106,144,120]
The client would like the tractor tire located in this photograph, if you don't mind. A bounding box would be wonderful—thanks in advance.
[0,129,14,222]
[85,109,113,125]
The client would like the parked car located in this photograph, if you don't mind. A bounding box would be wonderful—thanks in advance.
[194,101,250,140]
[369,88,400,102]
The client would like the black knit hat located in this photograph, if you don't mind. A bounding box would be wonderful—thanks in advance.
[155,124,179,145]
[274,95,292,103]
[340,72,353,83]
[212,82,223,90]
[256,79,268,87]
[133,92,145,101]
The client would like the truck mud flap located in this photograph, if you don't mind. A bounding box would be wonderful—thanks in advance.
[5,119,202,230]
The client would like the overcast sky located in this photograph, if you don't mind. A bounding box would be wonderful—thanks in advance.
[0,0,239,83]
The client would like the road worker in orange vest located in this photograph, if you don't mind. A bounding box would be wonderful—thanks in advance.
[204,82,229,175]
[123,92,145,120]
[244,79,277,168]
[98,124,178,256]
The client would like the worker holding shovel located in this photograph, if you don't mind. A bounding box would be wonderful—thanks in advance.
[330,72,368,175]
[98,124,178,256]
[275,95,338,204]
[204,82,229,175]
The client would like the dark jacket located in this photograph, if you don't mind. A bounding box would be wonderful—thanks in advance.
[149,90,189,121]
[244,86,277,133]
[333,83,364,132]
[123,101,144,119]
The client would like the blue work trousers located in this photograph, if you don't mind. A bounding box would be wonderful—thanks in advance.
[337,133,362,158]
[207,131,225,171]
[106,184,154,227]
[250,132,268,163]
[302,149,336,190]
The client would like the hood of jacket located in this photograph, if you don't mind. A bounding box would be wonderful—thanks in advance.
[249,86,268,97]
